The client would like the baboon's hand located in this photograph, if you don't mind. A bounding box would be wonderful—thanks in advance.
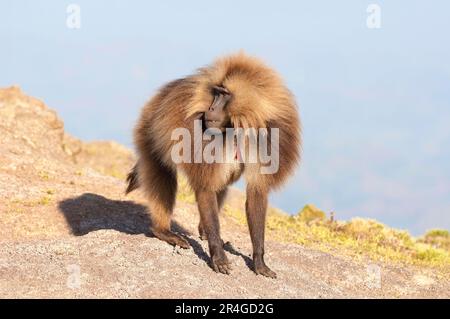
[211,251,232,275]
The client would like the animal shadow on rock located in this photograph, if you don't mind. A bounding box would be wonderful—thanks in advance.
[58,193,189,237]
[58,193,253,271]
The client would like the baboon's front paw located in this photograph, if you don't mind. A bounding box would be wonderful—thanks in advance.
[211,253,232,275]
[255,263,277,279]
[153,230,190,249]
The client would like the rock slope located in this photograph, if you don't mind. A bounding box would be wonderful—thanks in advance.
[0,87,448,298]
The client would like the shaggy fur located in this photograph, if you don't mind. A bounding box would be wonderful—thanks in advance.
[127,52,301,278]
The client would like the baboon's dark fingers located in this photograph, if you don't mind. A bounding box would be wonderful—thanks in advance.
[213,262,232,275]
[217,264,232,275]
[255,263,277,279]
[211,253,232,275]
[152,229,190,249]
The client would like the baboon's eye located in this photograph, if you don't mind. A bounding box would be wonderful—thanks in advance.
[212,85,230,96]
[208,85,231,112]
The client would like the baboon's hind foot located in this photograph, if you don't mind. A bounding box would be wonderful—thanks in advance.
[254,261,277,279]
[211,250,232,275]
[152,229,190,249]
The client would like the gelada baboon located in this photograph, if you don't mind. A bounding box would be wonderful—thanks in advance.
[126,52,301,278]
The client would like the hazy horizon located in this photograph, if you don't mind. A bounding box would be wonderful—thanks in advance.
[1,1,449,235]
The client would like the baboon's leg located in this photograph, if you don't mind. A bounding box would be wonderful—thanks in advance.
[198,187,228,240]
[196,189,231,274]
[245,185,276,278]
[217,187,229,210]
[141,153,189,249]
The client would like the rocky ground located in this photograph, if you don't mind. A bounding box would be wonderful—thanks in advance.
[0,86,448,298]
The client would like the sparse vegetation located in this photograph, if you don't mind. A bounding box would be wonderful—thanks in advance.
[36,194,52,205]
[10,194,53,207]
[38,170,50,180]
[174,178,450,271]
[223,204,450,272]
[297,204,327,224]
[176,176,196,204]
[1,86,449,297]
[74,141,135,179]
[418,229,450,251]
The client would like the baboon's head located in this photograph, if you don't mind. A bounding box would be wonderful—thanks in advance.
[188,52,295,131]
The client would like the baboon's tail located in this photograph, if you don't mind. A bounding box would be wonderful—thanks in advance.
[125,163,140,194]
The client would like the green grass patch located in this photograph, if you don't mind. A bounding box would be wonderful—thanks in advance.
[223,204,450,272]
[173,176,449,272]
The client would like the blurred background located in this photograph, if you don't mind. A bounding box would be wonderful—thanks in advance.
[1,0,449,234]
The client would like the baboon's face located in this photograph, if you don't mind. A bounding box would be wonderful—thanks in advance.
[203,85,232,132]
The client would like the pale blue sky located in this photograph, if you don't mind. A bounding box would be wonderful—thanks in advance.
[1,1,449,234]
